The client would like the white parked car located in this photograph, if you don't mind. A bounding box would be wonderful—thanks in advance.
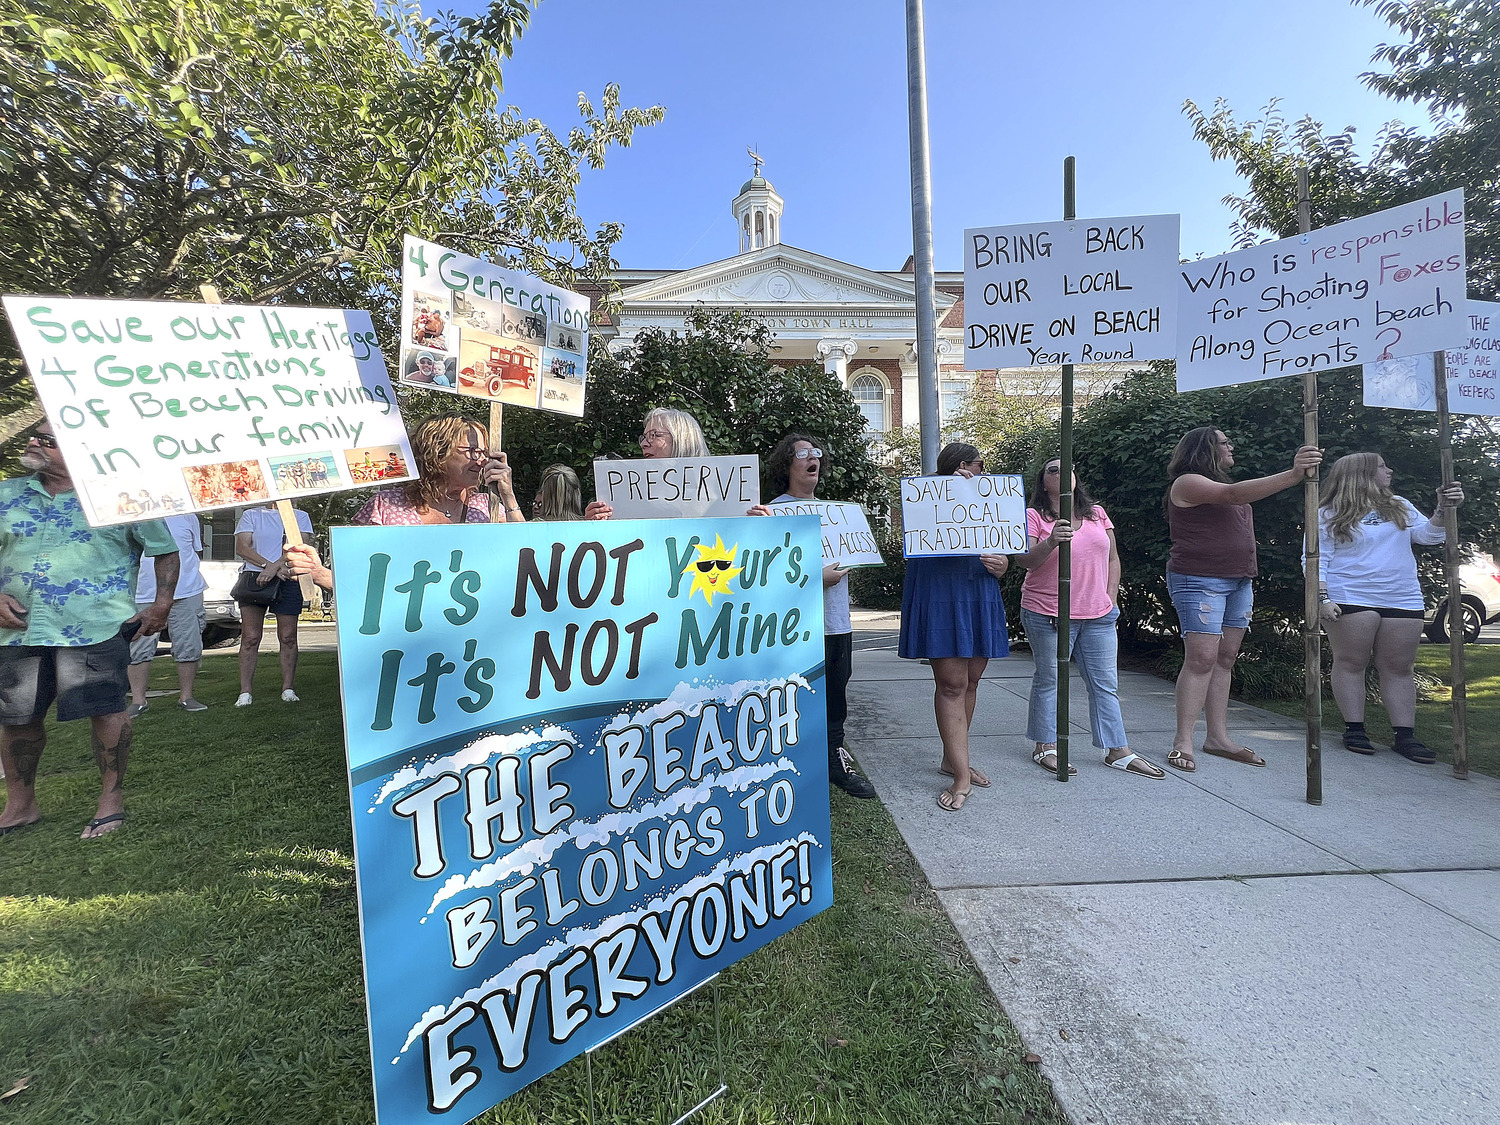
[1424,552,1500,644]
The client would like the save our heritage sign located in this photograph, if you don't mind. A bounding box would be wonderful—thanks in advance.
[330,516,832,1124]
[399,235,591,417]
[1363,299,1500,417]
[900,474,1027,557]
[0,295,415,526]
[1175,190,1468,392]
[963,214,1181,369]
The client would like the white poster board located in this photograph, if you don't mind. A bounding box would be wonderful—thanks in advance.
[1176,190,1467,392]
[963,214,1180,368]
[1363,300,1500,415]
[399,235,590,417]
[593,454,761,519]
[765,499,884,568]
[901,474,1027,557]
[1,295,415,527]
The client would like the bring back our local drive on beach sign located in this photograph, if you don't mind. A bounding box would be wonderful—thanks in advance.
[0,295,415,526]
[331,516,832,1124]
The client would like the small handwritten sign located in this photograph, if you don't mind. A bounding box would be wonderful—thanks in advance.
[1363,299,1500,416]
[765,500,883,568]
[901,474,1027,557]
[1176,190,1467,391]
[964,214,1180,368]
[0,295,414,526]
[594,455,761,519]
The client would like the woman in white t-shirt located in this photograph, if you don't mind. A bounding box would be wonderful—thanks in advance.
[1313,452,1462,764]
[1011,458,1164,779]
[234,503,314,707]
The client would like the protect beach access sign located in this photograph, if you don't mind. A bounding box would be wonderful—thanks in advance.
[0,295,415,526]
[331,517,831,1123]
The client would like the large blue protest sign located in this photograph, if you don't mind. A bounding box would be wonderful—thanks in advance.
[331,516,831,1124]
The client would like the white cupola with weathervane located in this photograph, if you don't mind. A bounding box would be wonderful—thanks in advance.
[732,147,783,254]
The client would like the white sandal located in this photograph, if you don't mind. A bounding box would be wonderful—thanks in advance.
[1104,751,1165,780]
[1031,744,1077,776]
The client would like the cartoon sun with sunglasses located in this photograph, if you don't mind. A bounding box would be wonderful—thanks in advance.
[688,535,743,606]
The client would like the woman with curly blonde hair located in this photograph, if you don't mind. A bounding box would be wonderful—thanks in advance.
[354,413,525,525]
[1311,452,1462,763]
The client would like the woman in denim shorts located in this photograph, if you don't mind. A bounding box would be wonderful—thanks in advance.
[1164,427,1321,772]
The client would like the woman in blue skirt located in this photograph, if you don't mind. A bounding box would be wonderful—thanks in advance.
[899,442,1010,811]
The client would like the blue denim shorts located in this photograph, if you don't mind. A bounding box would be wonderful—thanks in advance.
[1166,572,1253,635]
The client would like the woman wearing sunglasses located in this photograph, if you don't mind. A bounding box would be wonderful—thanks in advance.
[586,408,709,519]
[750,434,878,800]
[899,442,1009,812]
[1011,458,1164,779]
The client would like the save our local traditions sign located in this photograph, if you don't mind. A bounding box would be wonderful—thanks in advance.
[1363,300,1500,417]
[963,214,1180,368]
[0,295,415,526]
[331,517,832,1124]
[1175,190,1467,391]
[399,235,591,417]
[901,474,1027,558]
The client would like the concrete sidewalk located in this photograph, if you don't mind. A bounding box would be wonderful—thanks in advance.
[844,616,1498,1125]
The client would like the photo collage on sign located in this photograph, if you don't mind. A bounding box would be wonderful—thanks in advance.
[344,445,411,486]
[86,474,193,521]
[542,319,587,414]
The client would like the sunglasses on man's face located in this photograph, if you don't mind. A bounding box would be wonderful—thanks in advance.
[695,559,732,572]
[29,433,58,448]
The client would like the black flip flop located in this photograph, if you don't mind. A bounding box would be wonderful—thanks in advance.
[81,812,126,839]
[0,819,40,837]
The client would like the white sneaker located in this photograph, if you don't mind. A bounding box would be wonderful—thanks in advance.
[281,689,300,703]
[235,692,253,707]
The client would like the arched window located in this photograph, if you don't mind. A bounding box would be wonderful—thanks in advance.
[743,214,751,253]
[754,211,764,249]
[769,214,776,244]
[851,373,887,432]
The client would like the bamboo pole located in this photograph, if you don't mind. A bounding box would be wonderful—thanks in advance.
[1296,170,1323,807]
[199,284,314,601]
[1054,157,1076,782]
[1433,351,1469,778]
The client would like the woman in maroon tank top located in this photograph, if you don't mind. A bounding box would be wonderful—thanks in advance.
[1163,426,1321,773]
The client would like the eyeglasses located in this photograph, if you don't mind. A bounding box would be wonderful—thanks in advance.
[793,448,824,460]
[457,446,488,461]
[695,559,732,572]
[641,430,671,444]
[29,433,58,448]
[963,458,985,471]
[1044,466,1061,475]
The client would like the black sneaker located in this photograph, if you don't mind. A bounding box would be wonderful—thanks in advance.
[1343,730,1376,755]
[830,748,877,800]
[1392,733,1436,764]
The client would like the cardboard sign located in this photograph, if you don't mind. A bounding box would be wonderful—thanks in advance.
[963,214,1180,368]
[901,474,1027,557]
[331,517,831,1124]
[765,499,883,568]
[1176,190,1467,392]
[0,295,414,526]
[593,455,761,519]
[399,235,590,417]
[1363,300,1500,416]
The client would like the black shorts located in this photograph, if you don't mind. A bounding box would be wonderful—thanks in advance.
[239,578,305,618]
[0,633,131,724]
[1336,604,1425,620]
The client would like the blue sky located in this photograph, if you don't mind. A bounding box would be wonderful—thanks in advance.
[493,0,1431,272]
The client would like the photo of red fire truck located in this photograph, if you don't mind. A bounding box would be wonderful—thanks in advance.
[459,342,537,397]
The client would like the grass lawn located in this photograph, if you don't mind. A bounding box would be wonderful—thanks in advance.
[0,651,1064,1125]
[1246,644,1500,778]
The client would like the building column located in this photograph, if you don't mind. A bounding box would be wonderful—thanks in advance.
[817,339,858,383]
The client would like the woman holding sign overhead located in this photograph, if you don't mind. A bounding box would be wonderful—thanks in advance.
[353,414,523,526]
[585,408,709,519]
[899,442,1010,812]
[1163,426,1321,772]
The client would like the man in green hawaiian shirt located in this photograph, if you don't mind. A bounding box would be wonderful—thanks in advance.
[0,420,179,840]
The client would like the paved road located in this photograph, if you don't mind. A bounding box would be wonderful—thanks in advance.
[844,612,1498,1125]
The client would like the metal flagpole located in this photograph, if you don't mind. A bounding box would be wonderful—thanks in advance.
[905,0,941,474]
[1054,157,1076,782]
[1296,169,1323,806]
[1433,351,1469,778]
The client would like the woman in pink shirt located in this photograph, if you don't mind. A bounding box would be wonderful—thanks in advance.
[1011,458,1164,779]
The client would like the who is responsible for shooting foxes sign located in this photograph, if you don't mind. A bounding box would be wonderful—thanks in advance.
[0,295,415,526]
[399,235,590,417]
[331,516,832,1124]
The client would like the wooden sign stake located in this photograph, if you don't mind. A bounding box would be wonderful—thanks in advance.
[488,402,505,523]
[1296,170,1324,807]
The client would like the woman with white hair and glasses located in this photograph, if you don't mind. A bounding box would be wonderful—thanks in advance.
[586,407,709,519]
